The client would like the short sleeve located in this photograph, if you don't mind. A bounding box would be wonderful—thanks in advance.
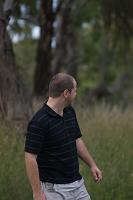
[69,106,82,139]
[25,120,47,155]
[75,117,82,139]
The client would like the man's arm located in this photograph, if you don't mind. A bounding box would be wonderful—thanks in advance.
[25,152,46,200]
[76,138,102,183]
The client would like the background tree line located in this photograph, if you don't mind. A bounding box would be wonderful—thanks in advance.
[0,2,132,199]
[0,0,133,121]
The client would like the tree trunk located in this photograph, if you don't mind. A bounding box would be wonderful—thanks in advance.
[98,31,112,87]
[0,3,31,121]
[52,0,78,79]
[34,0,54,96]
[34,0,78,97]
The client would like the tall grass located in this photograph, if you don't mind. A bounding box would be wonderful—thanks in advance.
[77,105,133,200]
[0,105,133,200]
[0,121,32,200]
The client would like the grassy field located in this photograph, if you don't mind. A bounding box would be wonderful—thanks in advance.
[78,105,133,200]
[0,105,133,200]
[0,121,32,200]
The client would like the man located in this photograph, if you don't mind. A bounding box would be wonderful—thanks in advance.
[25,73,102,200]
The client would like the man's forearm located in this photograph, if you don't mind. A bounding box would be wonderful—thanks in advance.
[25,152,42,195]
[76,138,96,168]
[76,138,102,182]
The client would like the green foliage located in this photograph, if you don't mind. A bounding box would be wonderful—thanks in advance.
[76,1,101,25]
[13,39,37,91]
[8,1,39,41]
[8,0,133,102]
[78,25,102,89]
[77,19,133,101]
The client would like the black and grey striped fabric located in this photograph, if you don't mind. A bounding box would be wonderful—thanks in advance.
[25,103,82,184]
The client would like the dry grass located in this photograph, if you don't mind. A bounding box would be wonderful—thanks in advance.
[77,104,133,200]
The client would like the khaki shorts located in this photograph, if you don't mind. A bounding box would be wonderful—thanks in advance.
[41,178,91,200]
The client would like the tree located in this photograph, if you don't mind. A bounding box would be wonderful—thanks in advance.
[0,0,31,120]
[33,0,54,96]
[52,0,78,78]
[7,0,133,103]
[33,0,79,96]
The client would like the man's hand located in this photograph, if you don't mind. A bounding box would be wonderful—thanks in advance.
[91,165,102,183]
[33,191,46,200]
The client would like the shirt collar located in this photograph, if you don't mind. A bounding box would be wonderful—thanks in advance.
[43,103,58,117]
[43,101,70,118]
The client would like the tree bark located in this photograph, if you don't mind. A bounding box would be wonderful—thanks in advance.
[52,0,78,79]
[34,0,79,97]
[0,2,31,121]
[98,31,111,87]
[34,0,54,96]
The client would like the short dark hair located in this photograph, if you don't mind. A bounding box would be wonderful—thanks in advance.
[49,73,75,97]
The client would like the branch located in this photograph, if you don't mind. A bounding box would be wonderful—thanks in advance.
[19,15,39,26]
[3,0,14,13]
[3,0,17,23]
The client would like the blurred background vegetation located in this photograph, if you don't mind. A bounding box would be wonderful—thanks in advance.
[0,0,133,199]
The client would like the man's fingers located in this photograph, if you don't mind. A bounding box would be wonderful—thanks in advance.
[96,171,102,182]
[92,170,102,183]
[92,171,98,182]
[91,166,102,183]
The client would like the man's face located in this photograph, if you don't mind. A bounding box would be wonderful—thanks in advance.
[65,80,77,105]
[70,80,77,101]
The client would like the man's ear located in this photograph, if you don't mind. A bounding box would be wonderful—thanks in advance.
[63,89,70,98]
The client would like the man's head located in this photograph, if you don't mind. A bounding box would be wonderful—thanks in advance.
[48,73,77,105]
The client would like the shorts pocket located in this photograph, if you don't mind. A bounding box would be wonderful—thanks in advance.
[45,182,55,192]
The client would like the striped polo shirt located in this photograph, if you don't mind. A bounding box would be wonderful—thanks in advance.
[25,103,82,184]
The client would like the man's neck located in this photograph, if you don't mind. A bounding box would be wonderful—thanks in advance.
[46,97,65,117]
